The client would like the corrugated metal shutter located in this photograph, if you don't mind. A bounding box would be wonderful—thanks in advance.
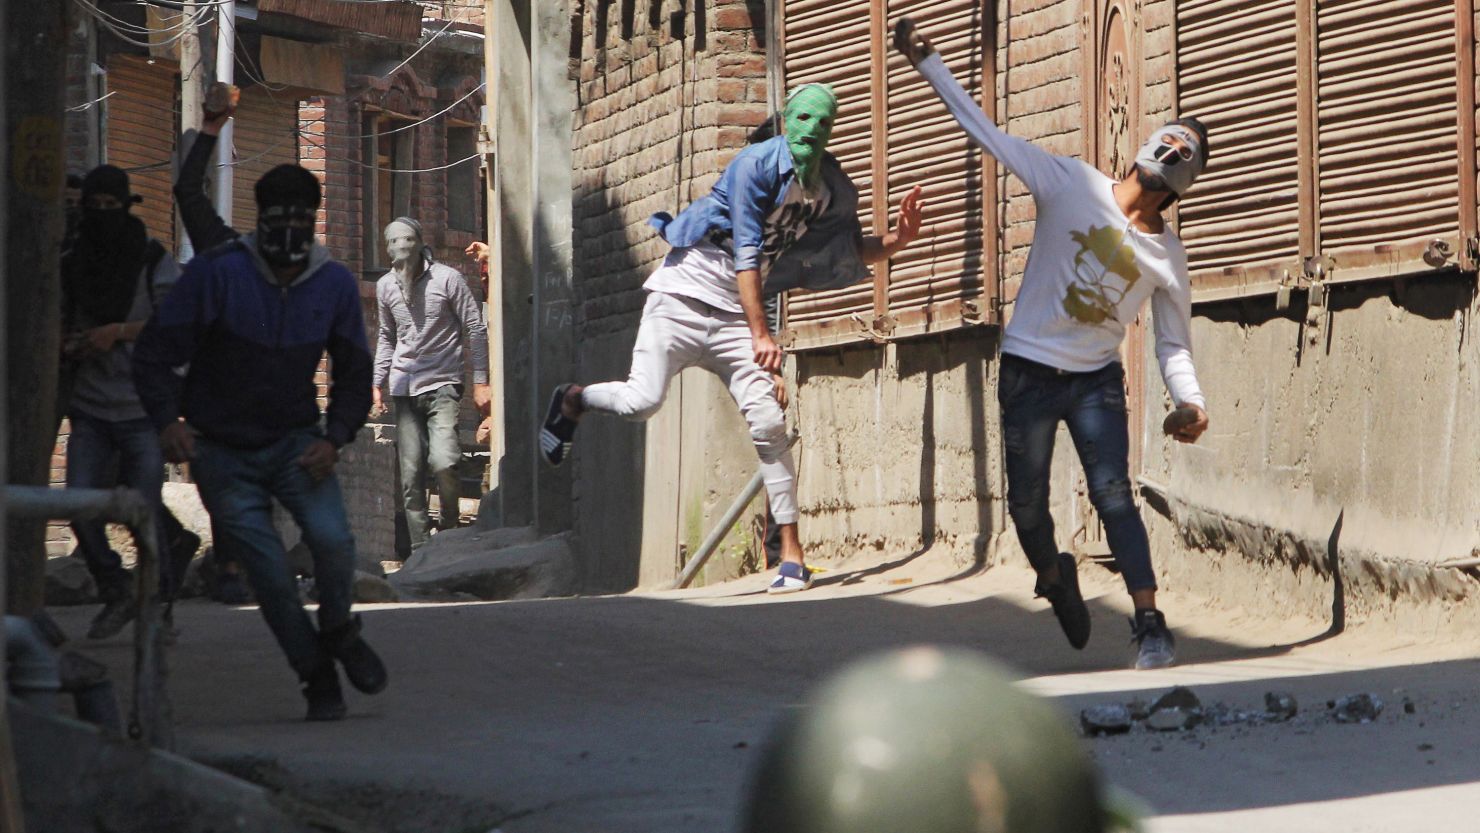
[1315,0,1460,279]
[780,1,994,348]
[884,0,990,338]
[779,0,879,348]
[1175,0,1303,291]
[105,56,176,252]
[232,86,302,231]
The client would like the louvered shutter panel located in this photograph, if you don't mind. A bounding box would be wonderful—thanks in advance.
[884,0,990,338]
[105,56,176,252]
[780,0,879,348]
[1315,0,1460,278]
[232,86,302,231]
[1175,0,1302,290]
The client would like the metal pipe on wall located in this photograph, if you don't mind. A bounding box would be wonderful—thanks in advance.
[5,486,171,750]
[214,0,236,226]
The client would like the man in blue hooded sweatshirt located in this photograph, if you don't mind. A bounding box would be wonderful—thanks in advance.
[134,119,386,721]
[540,83,925,593]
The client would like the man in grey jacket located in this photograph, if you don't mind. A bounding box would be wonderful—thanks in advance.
[61,165,181,639]
[371,218,490,551]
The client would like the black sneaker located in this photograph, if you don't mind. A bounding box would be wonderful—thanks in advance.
[87,584,137,640]
[302,662,347,722]
[1130,608,1176,670]
[1035,553,1091,650]
[320,615,388,695]
[214,570,251,605]
[539,384,579,467]
[165,529,201,599]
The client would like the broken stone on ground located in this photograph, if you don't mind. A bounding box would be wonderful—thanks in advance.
[1331,693,1384,724]
[1265,691,1298,721]
[1081,686,1392,738]
[1080,704,1134,736]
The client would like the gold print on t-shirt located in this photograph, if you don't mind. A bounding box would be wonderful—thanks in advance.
[1062,225,1141,325]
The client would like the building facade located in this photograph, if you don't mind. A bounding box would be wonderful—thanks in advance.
[545,0,1480,634]
[56,1,488,564]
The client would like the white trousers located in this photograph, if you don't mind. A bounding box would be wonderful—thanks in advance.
[582,291,799,524]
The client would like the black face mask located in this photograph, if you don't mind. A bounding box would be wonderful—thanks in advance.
[79,207,133,246]
[256,205,315,267]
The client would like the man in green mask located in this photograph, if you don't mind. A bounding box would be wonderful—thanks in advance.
[541,83,926,593]
[783,83,838,191]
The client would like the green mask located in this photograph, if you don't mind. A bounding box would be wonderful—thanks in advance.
[783,83,837,189]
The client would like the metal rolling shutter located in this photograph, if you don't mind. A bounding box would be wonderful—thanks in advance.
[105,56,177,252]
[232,85,302,231]
[779,0,879,348]
[1315,0,1460,279]
[1175,0,1302,293]
[780,0,995,348]
[883,0,991,338]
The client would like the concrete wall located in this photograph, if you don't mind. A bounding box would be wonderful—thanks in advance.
[791,333,1006,569]
[1140,276,1480,629]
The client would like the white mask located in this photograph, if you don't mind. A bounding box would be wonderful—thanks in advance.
[384,220,422,269]
[1133,125,1205,197]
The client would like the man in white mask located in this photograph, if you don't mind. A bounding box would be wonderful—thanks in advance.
[371,217,490,551]
[897,19,1209,669]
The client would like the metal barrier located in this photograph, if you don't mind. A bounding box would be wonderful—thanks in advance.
[5,486,171,749]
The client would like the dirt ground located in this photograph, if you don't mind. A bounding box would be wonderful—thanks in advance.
[48,548,1480,833]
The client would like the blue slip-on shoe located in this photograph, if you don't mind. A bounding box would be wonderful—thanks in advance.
[539,384,579,467]
[767,561,813,595]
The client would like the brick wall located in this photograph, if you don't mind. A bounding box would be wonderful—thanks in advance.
[571,0,768,588]
[572,0,767,337]
[1000,0,1086,289]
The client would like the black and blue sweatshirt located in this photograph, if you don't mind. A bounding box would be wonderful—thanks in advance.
[132,237,373,450]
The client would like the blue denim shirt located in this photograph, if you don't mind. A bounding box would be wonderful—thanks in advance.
[647,136,871,293]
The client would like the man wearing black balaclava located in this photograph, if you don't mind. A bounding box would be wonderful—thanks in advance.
[135,90,387,722]
[59,165,181,640]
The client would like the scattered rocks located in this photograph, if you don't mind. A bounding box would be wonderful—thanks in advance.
[390,528,575,601]
[1265,691,1298,722]
[353,571,398,603]
[1146,707,1203,732]
[44,556,98,606]
[1080,704,1134,736]
[1331,693,1384,724]
[1152,686,1201,713]
[1081,686,1392,740]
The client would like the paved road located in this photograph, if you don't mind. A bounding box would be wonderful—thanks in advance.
[52,552,1480,833]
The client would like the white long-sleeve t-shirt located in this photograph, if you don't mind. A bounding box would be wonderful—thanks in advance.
[919,54,1205,409]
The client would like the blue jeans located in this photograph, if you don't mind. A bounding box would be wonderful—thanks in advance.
[998,355,1156,592]
[191,430,357,678]
[393,384,463,550]
[65,414,169,596]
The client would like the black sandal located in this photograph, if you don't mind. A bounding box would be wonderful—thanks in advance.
[539,384,579,467]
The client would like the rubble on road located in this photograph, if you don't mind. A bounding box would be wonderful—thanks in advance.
[1081,686,1397,738]
[1330,693,1384,724]
[389,527,576,602]
[1146,706,1202,732]
[1265,691,1299,721]
[353,571,398,603]
[1080,704,1134,735]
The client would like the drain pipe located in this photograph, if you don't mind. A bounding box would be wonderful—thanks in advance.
[5,616,59,714]
[671,434,800,590]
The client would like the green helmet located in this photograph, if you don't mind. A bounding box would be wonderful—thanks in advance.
[742,647,1115,833]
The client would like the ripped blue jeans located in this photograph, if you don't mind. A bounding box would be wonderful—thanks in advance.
[998,354,1155,592]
